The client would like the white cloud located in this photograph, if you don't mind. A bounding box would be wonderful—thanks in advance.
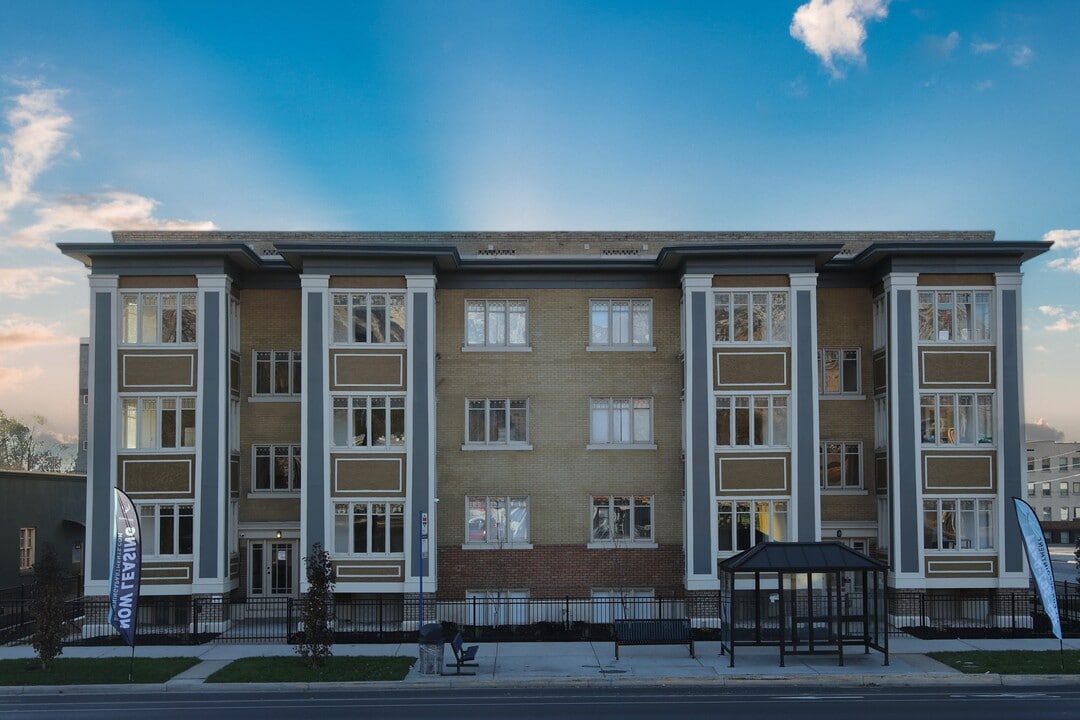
[11,190,216,249]
[970,41,999,54]
[924,31,960,59]
[1039,305,1080,332]
[1043,229,1080,275]
[0,265,80,298]
[1033,345,1047,352]
[0,85,71,223]
[0,364,44,392]
[790,0,890,79]
[0,314,78,349]
[973,80,994,91]
[1009,45,1034,67]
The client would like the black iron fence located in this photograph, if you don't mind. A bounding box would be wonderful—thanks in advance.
[2,583,1078,646]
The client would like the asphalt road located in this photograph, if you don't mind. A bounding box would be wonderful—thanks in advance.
[5,685,1080,720]
[1049,545,1079,583]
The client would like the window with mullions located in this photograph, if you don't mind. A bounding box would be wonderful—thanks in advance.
[590,495,653,544]
[121,397,196,449]
[919,393,994,445]
[333,502,405,555]
[252,445,301,492]
[590,299,652,347]
[332,396,405,448]
[466,399,529,445]
[715,394,789,448]
[466,496,530,544]
[19,527,35,573]
[120,292,198,344]
[714,291,788,343]
[820,442,862,490]
[718,499,788,552]
[872,295,887,350]
[331,292,406,344]
[590,397,653,446]
[253,351,301,396]
[818,348,860,395]
[466,300,528,348]
[922,498,994,551]
[138,504,194,556]
[918,290,993,343]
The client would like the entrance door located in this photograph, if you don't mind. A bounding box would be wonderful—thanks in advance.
[249,540,296,597]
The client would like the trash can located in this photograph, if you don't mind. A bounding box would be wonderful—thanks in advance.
[417,622,444,675]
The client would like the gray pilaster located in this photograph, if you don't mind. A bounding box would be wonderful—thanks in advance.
[89,289,114,582]
[303,287,327,550]
[790,276,820,541]
[998,282,1025,574]
[886,276,921,579]
[409,293,431,579]
[198,290,221,578]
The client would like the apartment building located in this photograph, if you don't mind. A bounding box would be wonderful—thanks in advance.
[1026,439,1080,544]
[59,231,1049,614]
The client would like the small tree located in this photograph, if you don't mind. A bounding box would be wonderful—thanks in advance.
[296,542,335,668]
[30,544,66,670]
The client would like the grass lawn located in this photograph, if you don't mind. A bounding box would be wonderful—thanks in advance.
[0,657,200,685]
[206,655,415,683]
[928,650,1080,675]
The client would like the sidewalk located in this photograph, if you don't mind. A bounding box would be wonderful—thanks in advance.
[1,636,1078,693]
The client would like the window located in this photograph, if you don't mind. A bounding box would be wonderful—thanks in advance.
[1074,507,1080,520]
[1042,458,1051,472]
[718,499,788,552]
[714,291,788,343]
[877,497,890,551]
[590,397,653,447]
[820,442,862,490]
[1061,508,1071,521]
[1060,458,1069,472]
[333,502,405,555]
[466,399,529,446]
[19,528,35,572]
[919,393,994,445]
[253,351,301,396]
[590,299,652,348]
[138,504,194,556]
[590,495,654,544]
[872,295,887,350]
[918,290,992,342]
[1073,457,1080,471]
[466,300,528,348]
[121,396,196,449]
[1027,484,1035,497]
[1060,481,1069,497]
[331,292,406,344]
[922,498,994,551]
[331,396,405,448]
[465,590,529,625]
[1074,482,1080,494]
[818,348,860,395]
[591,589,654,622]
[1042,484,1052,497]
[466,496,530,545]
[120,292,197,344]
[715,394,789,448]
[1027,457,1035,471]
[1041,507,1052,522]
[253,445,301,492]
[874,396,888,449]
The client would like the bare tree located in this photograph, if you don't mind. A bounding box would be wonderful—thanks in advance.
[0,411,73,472]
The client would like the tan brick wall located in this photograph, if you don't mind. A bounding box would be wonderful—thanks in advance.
[434,287,684,589]
[917,274,995,287]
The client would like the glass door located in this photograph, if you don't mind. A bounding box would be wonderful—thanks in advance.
[249,540,296,597]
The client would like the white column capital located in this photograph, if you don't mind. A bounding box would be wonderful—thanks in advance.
[197,275,231,290]
[88,275,118,290]
[883,273,919,292]
[406,275,437,291]
[994,272,1023,290]
[788,272,819,289]
[300,274,330,290]
[682,274,712,291]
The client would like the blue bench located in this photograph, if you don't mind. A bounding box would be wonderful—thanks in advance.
[446,632,479,675]
[614,618,694,660]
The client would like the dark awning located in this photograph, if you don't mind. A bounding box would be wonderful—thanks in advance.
[719,541,886,573]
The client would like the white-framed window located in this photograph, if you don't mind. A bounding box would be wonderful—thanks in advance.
[466,399,529,446]
[590,495,654,544]
[1042,484,1052,497]
[589,397,653,447]
[120,396,196,449]
[331,396,406,448]
[19,527,35,573]
[820,441,862,490]
[120,291,198,344]
[1060,481,1069,496]
[253,350,301,396]
[1060,458,1070,472]
[872,295,887,350]
[715,394,789,448]
[714,291,788,343]
[1042,458,1051,472]
[465,590,530,625]
[466,300,529,348]
[228,295,240,352]
[919,393,994,446]
[1042,506,1052,521]
[1074,481,1080,493]
[1027,483,1036,497]
[718,499,788,552]
[918,290,993,343]
[818,348,860,395]
[1073,457,1080,470]
[589,299,652,348]
[331,292,406,344]
[138,504,194,557]
[466,496,530,545]
[229,399,240,453]
[591,588,655,622]
[1027,457,1035,471]
[922,498,994,551]
[333,502,405,555]
[1074,507,1080,520]
[1061,507,1071,521]
[874,396,888,449]
[252,445,301,492]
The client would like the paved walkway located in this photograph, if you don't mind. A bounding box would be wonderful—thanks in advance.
[1,636,1078,693]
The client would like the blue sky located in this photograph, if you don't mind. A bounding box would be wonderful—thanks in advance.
[1,0,1078,443]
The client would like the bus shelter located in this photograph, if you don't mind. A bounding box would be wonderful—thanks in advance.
[718,541,889,667]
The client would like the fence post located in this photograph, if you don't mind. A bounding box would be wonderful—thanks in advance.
[287,598,293,642]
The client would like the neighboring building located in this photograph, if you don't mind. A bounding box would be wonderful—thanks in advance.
[59,231,1048,619]
[1026,439,1080,544]
[1,470,85,589]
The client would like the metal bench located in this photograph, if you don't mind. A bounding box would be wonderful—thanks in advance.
[446,631,479,675]
[614,618,694,660]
